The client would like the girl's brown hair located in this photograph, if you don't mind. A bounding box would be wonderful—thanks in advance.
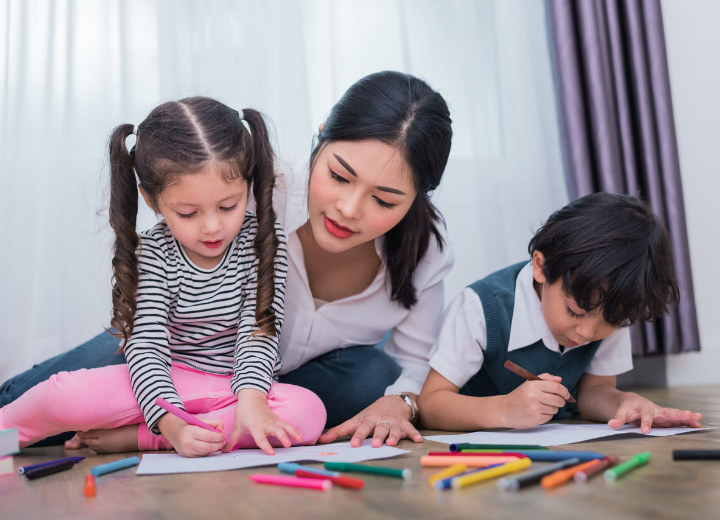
[108,97,279,347]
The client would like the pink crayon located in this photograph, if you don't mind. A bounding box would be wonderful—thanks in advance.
[155,397,222,434]
[249,473,332,491]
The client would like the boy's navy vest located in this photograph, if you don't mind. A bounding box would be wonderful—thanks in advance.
[459,262,601,418]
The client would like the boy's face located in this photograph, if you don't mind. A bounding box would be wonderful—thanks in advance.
[532,252,618,348]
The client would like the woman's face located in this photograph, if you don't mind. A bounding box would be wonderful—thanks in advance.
[306,139,417,254]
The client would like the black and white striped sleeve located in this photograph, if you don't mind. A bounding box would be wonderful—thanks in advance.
[124,235,180,434]
[231,223,288,395]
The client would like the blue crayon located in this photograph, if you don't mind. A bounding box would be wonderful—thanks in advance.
[433,464,504,490]
[91,456,141,477]
[277,462,340,477]
[464,449,605,462]
[507,450,605,462]
[18,456,85,475]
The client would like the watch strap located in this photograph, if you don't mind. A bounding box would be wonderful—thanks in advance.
[394,393,418,424]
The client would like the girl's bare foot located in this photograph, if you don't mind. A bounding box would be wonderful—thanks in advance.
[64,434,85,450]
[64,425,140,453]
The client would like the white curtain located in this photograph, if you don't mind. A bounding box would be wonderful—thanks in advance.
[0,0,566,382]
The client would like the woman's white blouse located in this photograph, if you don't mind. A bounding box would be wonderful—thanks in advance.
[269,167,455,395]
[278,228,454,396]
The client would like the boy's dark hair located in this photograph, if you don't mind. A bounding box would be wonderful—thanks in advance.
[108,97,279,347]
[528,192,679,327]
[311,70,452,309]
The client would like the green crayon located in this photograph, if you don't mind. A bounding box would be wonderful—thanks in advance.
[604,452,651,482]
[324,462,411,479]
[450,443,548,452]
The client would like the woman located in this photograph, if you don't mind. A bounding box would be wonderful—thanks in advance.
[0,70,454,449]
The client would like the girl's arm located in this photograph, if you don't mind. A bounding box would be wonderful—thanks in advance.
[126,229,225,457]
[577,373,702,433]
[227,224,302,454]
[125,232,184,432]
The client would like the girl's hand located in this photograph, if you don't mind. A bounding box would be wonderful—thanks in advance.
[223,388,303,455]
[608,392,703,434]
[157,413,226,457]
[500,374,571,428]
[319,394,422,448]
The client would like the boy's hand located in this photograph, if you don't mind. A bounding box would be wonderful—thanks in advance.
[157,413,226,457]
[223,388,303,455]
[502,373,573,428]
[608,392,703,433]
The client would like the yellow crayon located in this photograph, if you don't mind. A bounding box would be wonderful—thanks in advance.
[451,458,532,489]
[428,463,467,487]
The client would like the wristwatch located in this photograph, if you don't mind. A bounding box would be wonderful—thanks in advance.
[394,393,419,425]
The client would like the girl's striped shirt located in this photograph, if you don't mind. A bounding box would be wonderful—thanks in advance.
[124,215,287,433]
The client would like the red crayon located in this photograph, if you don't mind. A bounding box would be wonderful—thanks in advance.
[574,455,619,483]
[295,469,365,489]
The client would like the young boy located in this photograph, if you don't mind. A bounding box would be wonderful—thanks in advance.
[419,193,702,433]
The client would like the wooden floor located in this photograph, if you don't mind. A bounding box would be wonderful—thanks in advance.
[1,385,719,520]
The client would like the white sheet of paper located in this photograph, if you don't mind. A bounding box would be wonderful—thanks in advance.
[424,423,711,447]
[136,440,410,475]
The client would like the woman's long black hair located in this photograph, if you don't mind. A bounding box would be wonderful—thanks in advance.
[310,71,452,308]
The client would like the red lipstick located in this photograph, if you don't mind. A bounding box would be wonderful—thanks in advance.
[324,216,354,239]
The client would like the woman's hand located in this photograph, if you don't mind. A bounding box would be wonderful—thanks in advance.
[319,394,422,447]
[223,388,303,455]
[157,413,226,458]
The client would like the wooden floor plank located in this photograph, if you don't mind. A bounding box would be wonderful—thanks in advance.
[2,385,718,520]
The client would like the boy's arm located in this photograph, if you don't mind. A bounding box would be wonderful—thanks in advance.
[418,369,509,430]
[577,373,703,433]
[419,368,569,430]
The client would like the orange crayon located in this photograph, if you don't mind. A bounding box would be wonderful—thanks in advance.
[541,459,599,488]
[84,474,96,497]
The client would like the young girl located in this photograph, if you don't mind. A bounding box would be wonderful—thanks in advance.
[0,97,325,457]
[419,193,702,433]
[1,71,453,450]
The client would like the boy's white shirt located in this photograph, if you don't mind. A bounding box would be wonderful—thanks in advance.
[428,262,633,389]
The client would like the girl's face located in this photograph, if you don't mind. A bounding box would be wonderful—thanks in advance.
[142,165,248,269]
[306,139,417,253]
[532,251,617,348]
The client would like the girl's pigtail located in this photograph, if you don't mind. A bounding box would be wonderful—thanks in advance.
[242,109,279,336]
[108,124,140,348]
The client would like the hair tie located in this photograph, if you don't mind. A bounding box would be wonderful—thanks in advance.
[239,109,251,134]
[126,125,138,154]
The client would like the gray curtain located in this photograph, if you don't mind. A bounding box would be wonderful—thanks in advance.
[545,0,699,355]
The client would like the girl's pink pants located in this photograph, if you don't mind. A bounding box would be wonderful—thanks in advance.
[0,363,326,450]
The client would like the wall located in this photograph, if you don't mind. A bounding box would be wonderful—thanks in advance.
[662,0,720,386]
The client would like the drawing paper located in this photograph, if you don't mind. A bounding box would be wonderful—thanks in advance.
[136,439,410,475]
